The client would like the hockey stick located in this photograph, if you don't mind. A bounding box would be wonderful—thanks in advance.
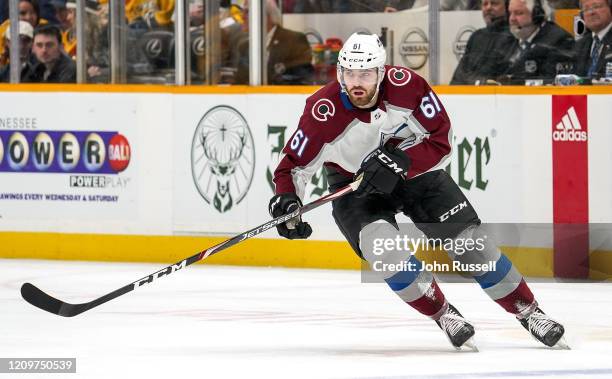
[21,179,362,317]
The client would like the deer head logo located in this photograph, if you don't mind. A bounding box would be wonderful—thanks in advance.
[191,106,255,213]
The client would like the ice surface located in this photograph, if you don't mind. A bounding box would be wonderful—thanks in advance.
[1,259,611,379]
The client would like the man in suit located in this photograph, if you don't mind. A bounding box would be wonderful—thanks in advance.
[574,0,612,78]
[451,0,514,84]
[235,0,314,85]
[497,0,575,84]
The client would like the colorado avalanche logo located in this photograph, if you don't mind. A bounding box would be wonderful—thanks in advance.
[311,98,335,122]
[387,67,412,86]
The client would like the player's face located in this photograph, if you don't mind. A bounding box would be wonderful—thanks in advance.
[341,68,378,107]
[582,0,612,33]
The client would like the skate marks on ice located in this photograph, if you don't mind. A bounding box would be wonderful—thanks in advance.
[359,368,612,379]
[2,260,612,379]
[104,308,438,329]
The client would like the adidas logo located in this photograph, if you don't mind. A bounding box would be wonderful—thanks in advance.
[553,106,587,142]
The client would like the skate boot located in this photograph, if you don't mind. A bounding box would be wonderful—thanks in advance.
[519,307,569,349]
[436,303,477,351]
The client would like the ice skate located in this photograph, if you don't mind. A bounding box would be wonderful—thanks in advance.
[519,307,570,349]
[436,303,478,351]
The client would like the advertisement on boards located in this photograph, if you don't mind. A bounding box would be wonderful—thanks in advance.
[172,94,340,239]
[0,92,138,223]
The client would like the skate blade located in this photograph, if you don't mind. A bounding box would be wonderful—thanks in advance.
[554,336,571,350]
[454,337,479,352]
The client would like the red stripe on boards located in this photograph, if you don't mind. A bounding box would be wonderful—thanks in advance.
[551,95,589,278]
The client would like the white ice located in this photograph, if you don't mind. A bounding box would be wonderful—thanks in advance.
[1,258,611,379]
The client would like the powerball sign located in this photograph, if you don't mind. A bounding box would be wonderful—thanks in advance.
[0,113,137,225]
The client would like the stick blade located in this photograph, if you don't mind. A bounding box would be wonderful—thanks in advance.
[21,282,78,317]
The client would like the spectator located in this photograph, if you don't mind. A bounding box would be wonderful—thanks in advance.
[54,0,76,57]
[281,0,297,12]
[235,0,314,85]
[548,0,579,8]
[441,0,482,10]
[290,0,414,13]
[39,0,60,24]
[0,1,7,24]
[218,1,247,78]
[53,0,70,31]
[126,0,175,30]
[189,0,246,83]
[0,0,49,61]
[85,0,110,82]
[573,0,611,78]
[8,0,61,25]
[342,0,415,12]
[292,0,336,12]
[496,0,575,84]
[451,0,514,84]
[189,0,244,27]
[0,20,36,81]
[28,24,75,82]
[188,0,204,26]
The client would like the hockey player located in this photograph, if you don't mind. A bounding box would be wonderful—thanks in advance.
[268,32,567,350]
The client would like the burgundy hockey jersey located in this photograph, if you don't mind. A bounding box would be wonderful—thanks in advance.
[273,65,452,198]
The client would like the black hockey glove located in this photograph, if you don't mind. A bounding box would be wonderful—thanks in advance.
[268,193,313,240]
[355,144,411,197]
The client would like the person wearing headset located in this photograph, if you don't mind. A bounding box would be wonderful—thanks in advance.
[451,0,514,84]
[496,0,575,84]
[574,0,612,78]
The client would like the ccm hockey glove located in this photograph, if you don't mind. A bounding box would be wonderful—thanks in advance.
[268,193,313,239]
[355,144,411,197]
